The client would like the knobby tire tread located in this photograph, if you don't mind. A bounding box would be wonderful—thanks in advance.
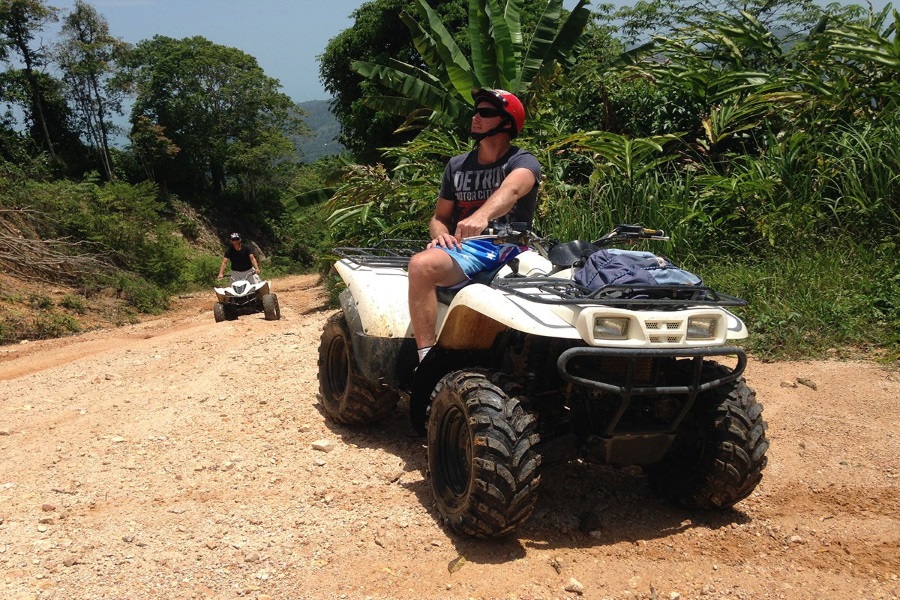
[317,312,398,425]
[647,362,769,510]
[262,293,280,321]
[429,370,541,537]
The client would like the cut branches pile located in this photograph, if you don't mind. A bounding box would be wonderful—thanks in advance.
[0,208,113,285]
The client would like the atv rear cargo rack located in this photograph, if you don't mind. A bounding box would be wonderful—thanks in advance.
[333,240,423,269]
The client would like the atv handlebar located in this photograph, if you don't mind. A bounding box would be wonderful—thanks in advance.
[592,225,669,247]
[462,222,669,256]
[463,222,536,245]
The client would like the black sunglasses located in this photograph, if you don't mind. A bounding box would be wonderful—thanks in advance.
[474,107,503,118]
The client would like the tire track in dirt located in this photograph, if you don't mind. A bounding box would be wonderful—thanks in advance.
[0,274,897,599]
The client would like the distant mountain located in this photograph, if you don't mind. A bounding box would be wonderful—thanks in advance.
[295,100,344,163]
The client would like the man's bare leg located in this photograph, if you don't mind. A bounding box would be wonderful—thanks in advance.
[407,248,466,353]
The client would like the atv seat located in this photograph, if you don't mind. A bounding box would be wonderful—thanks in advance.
[435,258,520,305]
[548,239,599,269]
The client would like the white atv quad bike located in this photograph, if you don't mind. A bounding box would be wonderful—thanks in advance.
[213,275,280,322]
[318,224,768,538]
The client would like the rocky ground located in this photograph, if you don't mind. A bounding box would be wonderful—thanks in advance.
[0,274,897,600]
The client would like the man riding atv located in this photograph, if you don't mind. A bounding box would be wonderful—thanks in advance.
[218,232,261,283]
[213,233,280,322]
[407,89,540,363]
[318,91,768,538]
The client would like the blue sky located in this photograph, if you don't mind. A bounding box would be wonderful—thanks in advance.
[48,0,891,104]
[49,0,363,102]
[48,0,585,103]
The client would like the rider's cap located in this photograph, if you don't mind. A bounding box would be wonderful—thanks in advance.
[229,232,241,240]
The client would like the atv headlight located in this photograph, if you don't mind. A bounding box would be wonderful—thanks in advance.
[687,316,718,340]
[593,317,629,340]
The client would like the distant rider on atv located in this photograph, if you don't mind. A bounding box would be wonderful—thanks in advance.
[218,232,261,283]
[407,89,541,363]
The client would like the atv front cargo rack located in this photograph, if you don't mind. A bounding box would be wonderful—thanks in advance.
[493,277,747,308]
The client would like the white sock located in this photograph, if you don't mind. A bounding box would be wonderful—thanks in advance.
[417,346,433,363]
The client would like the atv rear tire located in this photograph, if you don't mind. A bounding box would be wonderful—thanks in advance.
[427,370,541,537]
[213,302,227,323]
[262,293,280,321]
[317,312,398,424]
[645,362,768,509]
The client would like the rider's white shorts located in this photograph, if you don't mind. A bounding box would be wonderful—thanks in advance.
[231,269,260,284]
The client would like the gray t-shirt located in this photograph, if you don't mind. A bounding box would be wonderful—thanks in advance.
[439,146,541,232]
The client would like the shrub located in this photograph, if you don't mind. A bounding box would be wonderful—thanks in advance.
[109,273,170,314]
[184,254,224,288]
[0,311,27,344]
[59,294,88,314]
[33,311,81,339]
[28,293,53,310]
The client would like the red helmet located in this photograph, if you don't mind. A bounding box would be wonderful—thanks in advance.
[472,88,526,138]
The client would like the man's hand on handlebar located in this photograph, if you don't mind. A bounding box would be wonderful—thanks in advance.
[455,214,489,241]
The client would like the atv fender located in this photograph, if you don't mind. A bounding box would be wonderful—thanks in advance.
[334,260,419,338]
[339,289,417,391]
[723,309,748,339]
[214,280,270,304]
[437,284,580,350]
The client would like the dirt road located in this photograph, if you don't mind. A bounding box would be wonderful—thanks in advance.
[0,274,897,600]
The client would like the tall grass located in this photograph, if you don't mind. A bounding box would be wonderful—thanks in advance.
[696,241,899,360]
[536,168,767,262]
[314,107,900,358]
[724,121,900,246]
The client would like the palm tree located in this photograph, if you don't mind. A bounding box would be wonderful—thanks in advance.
[351,0,591,134]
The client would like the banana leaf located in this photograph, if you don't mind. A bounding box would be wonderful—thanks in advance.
[411,0,475,100]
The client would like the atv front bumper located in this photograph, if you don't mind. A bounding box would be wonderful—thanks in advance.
[553,346,747,465]
[557,346,746,397]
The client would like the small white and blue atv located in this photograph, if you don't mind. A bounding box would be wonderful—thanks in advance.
[213,276,280,322]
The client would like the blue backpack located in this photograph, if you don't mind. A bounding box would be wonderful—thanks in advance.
[574,249,701,291]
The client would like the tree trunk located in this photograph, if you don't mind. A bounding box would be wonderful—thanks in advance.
[211,161,226,196]
[91,74,114,180]
[14,37,55,158]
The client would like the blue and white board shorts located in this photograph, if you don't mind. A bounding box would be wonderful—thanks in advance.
[441,239,525,279]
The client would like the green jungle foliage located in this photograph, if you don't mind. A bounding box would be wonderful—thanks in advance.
[1,0,898,358]
[0,166,218,311]
[297,0,900,359]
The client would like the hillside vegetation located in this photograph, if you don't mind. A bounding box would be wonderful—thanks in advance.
[296,100,344,163]
[1,0,898,360]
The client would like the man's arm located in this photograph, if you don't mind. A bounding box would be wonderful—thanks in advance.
[249,252,260,273]
[454,167,536,240]
[217,257,228,278]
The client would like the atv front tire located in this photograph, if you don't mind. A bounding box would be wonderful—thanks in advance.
[262,293,280,321]
[427,370,541,537]
[317,312,398,424]
[645,362,768,509]
[213,302,226,323]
